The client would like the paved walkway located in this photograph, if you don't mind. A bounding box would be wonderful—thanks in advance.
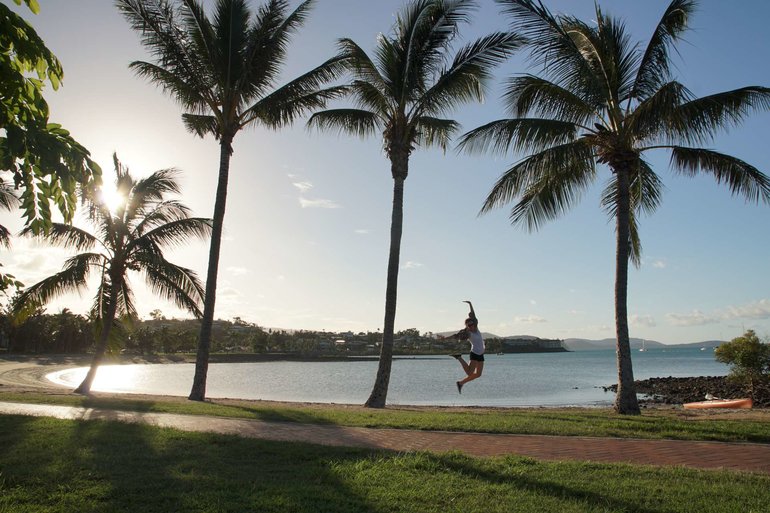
[2,401,769,474]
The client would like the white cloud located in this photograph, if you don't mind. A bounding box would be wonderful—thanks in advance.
[630,314,656,328]
[299,197,341,209]
[402,261,423,270]
[651,260,666,269]
[227,266,250,276]
[292,181,314,193]
[218,286,242,298]
[529,299,537,305]
[667,299,770,328]
[354,229,370,235]
[666,310,720,326]
[723,299,770,320]
[513,315,547,324]
[290,177,341,209]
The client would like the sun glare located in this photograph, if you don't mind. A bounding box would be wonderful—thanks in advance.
[47,365,140,392]
[98,185,125,214]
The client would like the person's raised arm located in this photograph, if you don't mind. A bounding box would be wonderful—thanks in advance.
[463,300,476,321]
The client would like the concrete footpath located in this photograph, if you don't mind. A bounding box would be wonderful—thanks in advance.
[2,401,769,474]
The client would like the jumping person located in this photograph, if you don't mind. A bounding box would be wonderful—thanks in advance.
[451,300,484,394]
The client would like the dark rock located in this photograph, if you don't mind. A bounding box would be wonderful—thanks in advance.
[605,376,770,407]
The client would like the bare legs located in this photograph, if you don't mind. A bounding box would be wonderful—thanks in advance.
[453,355,483,393]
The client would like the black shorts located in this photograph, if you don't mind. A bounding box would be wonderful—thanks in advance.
[469,351,485,362]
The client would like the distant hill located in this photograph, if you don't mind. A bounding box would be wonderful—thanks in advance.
[563,338,726,351]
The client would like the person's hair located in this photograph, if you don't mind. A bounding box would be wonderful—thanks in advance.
[465,317,477,325]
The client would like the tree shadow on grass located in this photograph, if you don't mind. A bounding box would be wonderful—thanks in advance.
[421,451,662,513]
[2,413,388,513]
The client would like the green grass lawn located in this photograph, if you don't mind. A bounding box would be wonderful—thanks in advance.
[1,415,768,513]
[2,390,770,443]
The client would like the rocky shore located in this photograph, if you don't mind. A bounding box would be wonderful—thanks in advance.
[606,376,770,407]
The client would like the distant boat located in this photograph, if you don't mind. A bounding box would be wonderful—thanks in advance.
[639,339,646,352]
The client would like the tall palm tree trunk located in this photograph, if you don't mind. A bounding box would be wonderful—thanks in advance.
[365,174,405,408]
[189,138,232,401]
[613,165,640,414]
[74,283,120,395]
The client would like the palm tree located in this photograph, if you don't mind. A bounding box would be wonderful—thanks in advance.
[16,154,211,394]
[459,0,770,414]
[116,0,346,401]
[308,0,523,408]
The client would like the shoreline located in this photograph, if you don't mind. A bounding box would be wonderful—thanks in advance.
[1,354,767,413]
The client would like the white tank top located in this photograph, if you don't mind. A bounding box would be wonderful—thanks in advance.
[469,329,485,355]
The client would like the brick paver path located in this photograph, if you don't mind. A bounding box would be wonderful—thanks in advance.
[2,401,768,473]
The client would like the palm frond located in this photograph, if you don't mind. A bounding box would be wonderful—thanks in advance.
[117,0,213,111]
[336,38,389,93]
[0,226,11,249]
[0,179,19,211]
[599,160,664,265]
[625,80,692,143]
[240,56,349,129]
[414,116,460,152]
[458,117,579,156]
[13,253,104,314]
[480,141,596,230]
[307,109,380,139]
[133,200,194,235]
[182,113,219,138]
[128,60,211,113]
[0,178,16,243]
[236,0,313,100]
[136,217,212,249]
[116,278,137,320]
[503,74,595,124]
[670,147,770,204]
[140,257,205,318]
[630,0,695,102]
[588,8,639,106]
[495,0,602,99]
[667,87,770,146]
[396,0,475,98]
[417,31,524,117]
[20,222,99,251]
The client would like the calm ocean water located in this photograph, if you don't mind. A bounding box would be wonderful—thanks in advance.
[47,348,728,407]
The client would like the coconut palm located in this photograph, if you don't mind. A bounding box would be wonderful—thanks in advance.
[15,154,211,394]
[308,0,523,407]
[116,0,346,401]
[459,0,770,413]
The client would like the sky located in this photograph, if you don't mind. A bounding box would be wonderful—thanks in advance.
[2,0,769,344]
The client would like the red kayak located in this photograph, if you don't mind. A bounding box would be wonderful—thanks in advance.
[683,398,753,410]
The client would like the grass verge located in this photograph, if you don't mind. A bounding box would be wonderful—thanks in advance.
[1,390,770,443]
[1,415,768,513]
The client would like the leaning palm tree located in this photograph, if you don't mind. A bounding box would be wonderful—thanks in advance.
[116,0,346,401]
[309,0,523,408]
[459,0,770,414]
[15,154,211,394]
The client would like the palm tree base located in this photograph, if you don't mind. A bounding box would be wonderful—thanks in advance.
[72,385,90,395]
[364,398,385,409]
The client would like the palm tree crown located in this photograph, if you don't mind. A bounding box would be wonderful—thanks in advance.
[16,154,211,393]
[459,0,770,414]
[309,0,523,407]
[117,0,345,150]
